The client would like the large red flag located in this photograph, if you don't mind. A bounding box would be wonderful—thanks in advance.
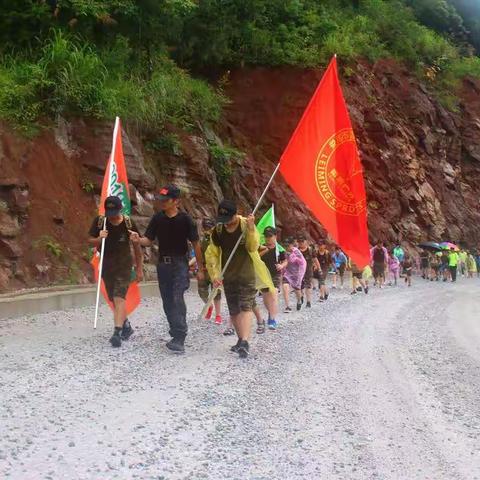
[279,56,370,268]
[91,117,141,315]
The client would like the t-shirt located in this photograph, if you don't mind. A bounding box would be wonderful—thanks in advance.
[211,223,255,285]
[332,251,347,267]
[448,252,459,267]
[261,245,286,281]
[316,250,332,273]
[144,211,198,256]
[372,246,386,264]
[393,246,404,261]
[88,216,139,274]
[299,245,316,272]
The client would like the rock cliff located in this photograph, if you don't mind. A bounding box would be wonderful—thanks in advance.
[1,59,479,291]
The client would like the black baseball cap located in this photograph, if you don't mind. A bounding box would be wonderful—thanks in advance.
[264,226,277,237]
[217,199,237,224]
[104,196,123,217]
[157,184,181,200]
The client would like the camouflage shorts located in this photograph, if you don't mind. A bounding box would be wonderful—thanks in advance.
[223,282,256,317]
[103,269,131,301]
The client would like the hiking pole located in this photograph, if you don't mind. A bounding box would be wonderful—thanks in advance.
[198,162,281,321]
[93,218,107,329]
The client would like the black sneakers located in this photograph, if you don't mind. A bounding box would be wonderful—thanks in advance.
[121,319,134,340]
[306,301,311,308]
[296,302,302,311]
[110,331,122,348]
[166,338,185,353]
[230,339,241,352]
[237,340,249,359]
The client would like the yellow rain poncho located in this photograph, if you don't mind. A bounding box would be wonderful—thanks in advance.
[205,216,275,292]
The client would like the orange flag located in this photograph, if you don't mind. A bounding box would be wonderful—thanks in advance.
[91,117,141,315]
[279,56,370,268]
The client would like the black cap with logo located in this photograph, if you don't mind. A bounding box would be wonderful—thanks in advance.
[104,196,123,217]
[217,199,237,224]
[263,226,277,237]
[156,184,181,200]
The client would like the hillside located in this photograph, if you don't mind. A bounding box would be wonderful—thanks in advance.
[1,1,480,291]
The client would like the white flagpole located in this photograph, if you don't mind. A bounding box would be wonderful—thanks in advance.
[93,116,120,329]
[198,162,281,320]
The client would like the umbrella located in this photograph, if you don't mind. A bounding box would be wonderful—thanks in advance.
[418,241,442,252]
[440,242,460,251]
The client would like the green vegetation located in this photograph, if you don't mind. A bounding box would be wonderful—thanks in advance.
[33,235,63,258]
[1,0,480,129]
[208,143,245,186]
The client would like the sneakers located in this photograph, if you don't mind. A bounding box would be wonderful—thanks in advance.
[166,338,185,353]
[350,290,357,295]
[237,340,249,359]
[284,306,292,313]
[324,293,329,300]
[306,301,311,308]
[319,297,325,302]
[230,339,241,352]
[296,302,302,311]
[268,319,278,330]
[364,286,369,294]
[214,315,223,325]
[205,305,213,320]
[110,331,122,348]
[356,286,362,292]
[121,319,134,340]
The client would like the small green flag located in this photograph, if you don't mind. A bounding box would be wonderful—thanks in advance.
[256,205,285,253]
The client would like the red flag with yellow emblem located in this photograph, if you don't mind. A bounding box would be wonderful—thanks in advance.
[279,56,370,268]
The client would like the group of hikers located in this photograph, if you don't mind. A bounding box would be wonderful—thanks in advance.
[418,248,480,283]
[88,185,473,359]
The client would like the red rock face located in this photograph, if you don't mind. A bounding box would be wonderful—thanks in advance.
[223,60,480,247]
[1,60,480,291]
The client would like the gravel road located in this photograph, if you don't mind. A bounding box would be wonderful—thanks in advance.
[1,276,480,480]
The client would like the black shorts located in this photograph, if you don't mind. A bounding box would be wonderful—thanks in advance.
[373,263,385,278]
[102,269,131,302]
[223,282,256,317]
[337,264,346,275]
[352,272,362,280]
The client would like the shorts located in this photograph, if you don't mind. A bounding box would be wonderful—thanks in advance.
[318,270,328,286]
[197,277,221,303]
[102,269,131,302]
[223,282,256,317]
[336,264,346,276]
[301,270,313,289]
[373,263,385,278]
[352,272,362,280]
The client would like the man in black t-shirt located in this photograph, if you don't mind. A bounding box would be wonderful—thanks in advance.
[130,184,204,353]
[88,196,143,348]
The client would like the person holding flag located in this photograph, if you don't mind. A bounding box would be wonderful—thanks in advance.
[88,196,143,347]
[130,184,205,354]
[205,200,274,358]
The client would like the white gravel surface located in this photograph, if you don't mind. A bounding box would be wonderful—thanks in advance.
[1,277,480,479]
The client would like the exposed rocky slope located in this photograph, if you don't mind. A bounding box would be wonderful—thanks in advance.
[1,59,480,292]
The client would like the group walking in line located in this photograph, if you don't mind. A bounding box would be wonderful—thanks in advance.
[88,184,476,358]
